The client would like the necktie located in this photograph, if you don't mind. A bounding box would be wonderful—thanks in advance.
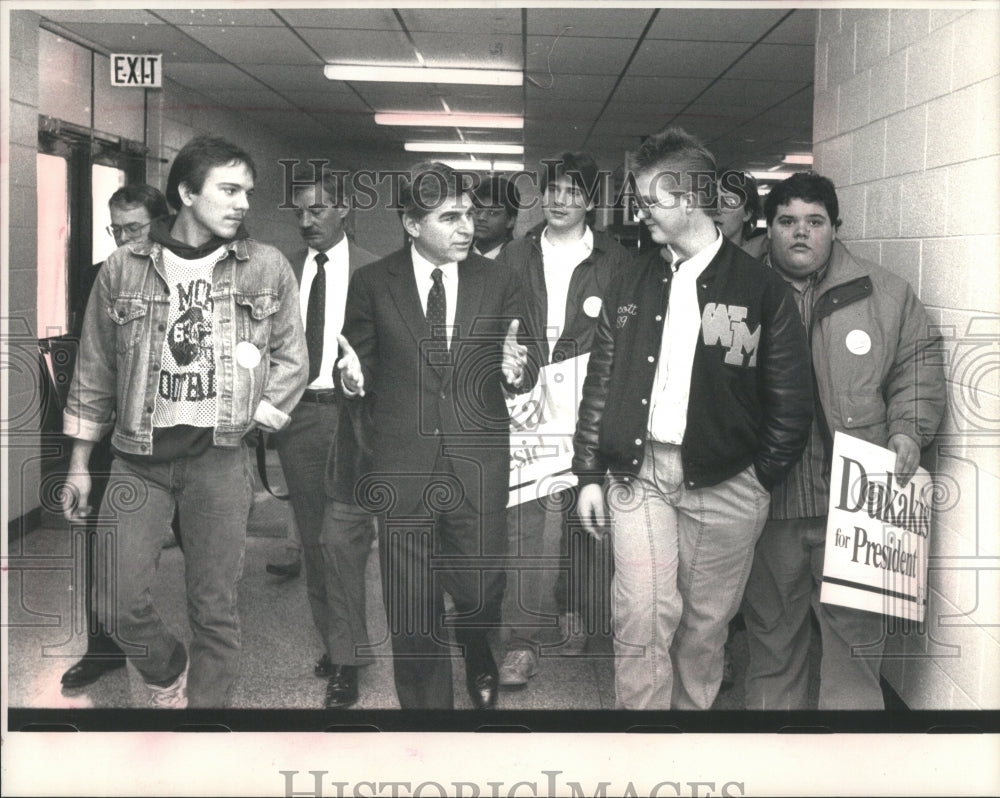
[305,252,328,383]
[426,267,447,344]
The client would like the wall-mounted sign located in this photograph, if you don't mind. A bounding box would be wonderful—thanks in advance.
[110,54,162,87]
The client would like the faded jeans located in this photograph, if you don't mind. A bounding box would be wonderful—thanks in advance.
[101,444,253,707]
[608,441,770,709]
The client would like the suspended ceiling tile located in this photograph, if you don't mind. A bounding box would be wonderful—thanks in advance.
[408,31,522,71]
[276,8,399,30]
[152,9,283,27]
[525,98,610,124]
[527,8,654,39]
[725,43,815,82]
[696,78,811,107]
[400,8,522,34]
[279,90,374,115]
[192,88,297,114]
[44,22,224,62]
[181,25,319,65]
[165,62,265,93]
[252,111,332,139]
[646,9,786,42]
[629,39,748,77]
[526,35,632,76]
[764,9,818,45]
[39,9,160,25]
[244,64,348,94]
[297,27,414,64]
[613,75,714,103]
[526,74,618,101]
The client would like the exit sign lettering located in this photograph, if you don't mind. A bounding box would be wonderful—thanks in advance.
[111,54,162,87]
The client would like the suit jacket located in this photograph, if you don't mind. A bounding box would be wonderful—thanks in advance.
[291,239,380,505]
[340,248,537,517]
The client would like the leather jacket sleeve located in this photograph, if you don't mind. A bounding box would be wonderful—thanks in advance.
[753,273,814,489]
[572,280,617,486]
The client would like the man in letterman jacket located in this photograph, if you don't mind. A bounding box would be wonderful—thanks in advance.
[572,128,813,709]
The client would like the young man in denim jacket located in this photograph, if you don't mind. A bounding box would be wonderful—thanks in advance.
[62,136,308,708]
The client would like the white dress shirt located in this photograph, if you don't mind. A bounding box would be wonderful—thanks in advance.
[411,244,458,349]
[647,230,724,443]
[300,236,350,390]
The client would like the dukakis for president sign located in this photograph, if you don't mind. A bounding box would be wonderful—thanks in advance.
[821,431,934,623]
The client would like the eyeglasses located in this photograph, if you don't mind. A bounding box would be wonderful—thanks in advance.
[107,221,151,238]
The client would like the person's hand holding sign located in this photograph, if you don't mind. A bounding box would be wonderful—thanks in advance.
[336,333,365,397]
[501,319,528,388]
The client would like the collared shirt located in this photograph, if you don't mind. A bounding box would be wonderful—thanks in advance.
[647,230,724,443]
[411,244,458,348]
[299,236,350,390]
[768,255,832,519]
[474,241,506,260]
[540,225,593,362]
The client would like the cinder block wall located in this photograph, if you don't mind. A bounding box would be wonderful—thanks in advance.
[814,7,999,709]
[6,12,43,527]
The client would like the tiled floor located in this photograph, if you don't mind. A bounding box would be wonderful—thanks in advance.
[6,479,800,715]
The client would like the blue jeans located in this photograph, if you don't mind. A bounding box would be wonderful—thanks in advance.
[608,441,770,709]
[102,445,253,707]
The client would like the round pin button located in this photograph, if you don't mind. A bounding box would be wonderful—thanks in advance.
[583,296,602,318]
[235,341,261,369]
[845,329,871,355]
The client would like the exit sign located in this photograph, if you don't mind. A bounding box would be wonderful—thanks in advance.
[111,54,162,87]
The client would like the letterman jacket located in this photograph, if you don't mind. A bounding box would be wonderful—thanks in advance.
[572,236,813,491]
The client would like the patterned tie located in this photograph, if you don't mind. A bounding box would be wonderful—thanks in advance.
[426,267,447,344]
[305,252,328,383]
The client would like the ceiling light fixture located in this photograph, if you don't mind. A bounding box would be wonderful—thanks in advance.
[782,154,814,165]
[324,64,522,86]
[375,112,523,129]
[439,158,525,172]
[404,142,524,155]
[749,170,797,181]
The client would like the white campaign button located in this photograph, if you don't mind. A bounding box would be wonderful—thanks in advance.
[845,329,871,355]
[583,296,602,318]
[235,341,262,369]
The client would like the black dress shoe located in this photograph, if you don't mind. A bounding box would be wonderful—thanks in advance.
[266,560,302,578]
[324,665,359,708]
[61,655,126,689]
[314,654,334,678]
[464,644,499,710]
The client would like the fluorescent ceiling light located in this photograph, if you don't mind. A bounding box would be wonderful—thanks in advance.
[404,142,524,155]
[375,112,523,129]
[782,154,814,165]
[324,64,521,86]
[749,170,797,181]
[439,159,525,172]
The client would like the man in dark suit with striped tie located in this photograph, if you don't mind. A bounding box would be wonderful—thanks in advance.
[270,166,378,708]
[336,162,536,709]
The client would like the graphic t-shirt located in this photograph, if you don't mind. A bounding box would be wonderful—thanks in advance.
[152,246,225,429]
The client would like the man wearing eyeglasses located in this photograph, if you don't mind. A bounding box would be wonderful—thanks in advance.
[572,128,813,709]
[60,183,171,693]
[271,165,378,709]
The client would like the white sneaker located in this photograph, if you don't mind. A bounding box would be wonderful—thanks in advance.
[148,667,188,709]
[498,648,539,689]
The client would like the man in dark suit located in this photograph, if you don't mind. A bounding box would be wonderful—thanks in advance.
[269,166,378,708]
[336,161,534,709]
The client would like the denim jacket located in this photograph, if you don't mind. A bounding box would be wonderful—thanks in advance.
[64,237,308,455]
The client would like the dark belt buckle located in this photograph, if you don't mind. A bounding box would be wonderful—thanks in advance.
[303,390,338,404]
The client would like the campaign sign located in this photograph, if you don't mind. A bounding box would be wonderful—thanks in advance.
[821,431,933,622]
[507,354,589,507]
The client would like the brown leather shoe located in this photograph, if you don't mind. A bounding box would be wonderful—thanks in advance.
[324,665,359,709]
